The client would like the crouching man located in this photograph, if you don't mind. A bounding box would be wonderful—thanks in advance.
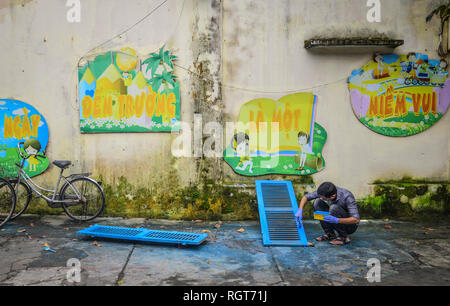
[296,182,360,245]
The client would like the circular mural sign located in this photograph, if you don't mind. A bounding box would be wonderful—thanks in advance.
[348,53,449,136]
[0,99,50,178]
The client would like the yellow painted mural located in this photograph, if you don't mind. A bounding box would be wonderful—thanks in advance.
[223,93,327,176]
[78,46,181,133]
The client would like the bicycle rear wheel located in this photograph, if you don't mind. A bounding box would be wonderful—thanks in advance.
[0,178,16,227]
[60,177,105,222]
[9,181,32,220]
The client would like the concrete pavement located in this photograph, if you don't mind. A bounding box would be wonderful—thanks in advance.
[0,215,449,286]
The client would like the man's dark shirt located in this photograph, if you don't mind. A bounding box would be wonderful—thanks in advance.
[305,187,360,220]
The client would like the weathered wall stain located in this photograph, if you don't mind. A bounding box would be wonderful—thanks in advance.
[0,0,33,10]
[190,0,224,184]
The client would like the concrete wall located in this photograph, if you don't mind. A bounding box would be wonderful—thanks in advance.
[0,0,448,199]
[0,0,208,190]
[222,0,449,197]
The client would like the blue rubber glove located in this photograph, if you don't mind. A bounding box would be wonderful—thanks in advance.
[295,208,303,222]
[295,208,303,228]
[323,215,339,224]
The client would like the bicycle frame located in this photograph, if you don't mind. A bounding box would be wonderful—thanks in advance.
[14,156,82,205]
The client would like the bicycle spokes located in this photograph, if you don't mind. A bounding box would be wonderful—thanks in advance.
[61,177,105,222]
[0,179,16,227]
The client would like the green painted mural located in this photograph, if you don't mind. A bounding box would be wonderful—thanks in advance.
[78,46,181,133]
[0,99,50,179]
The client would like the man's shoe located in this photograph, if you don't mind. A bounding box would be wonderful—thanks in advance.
[315,233,336,241]
[329,237,350,245]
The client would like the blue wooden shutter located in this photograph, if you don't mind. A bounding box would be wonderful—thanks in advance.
[77,225,208,246]
[256,180,308,246]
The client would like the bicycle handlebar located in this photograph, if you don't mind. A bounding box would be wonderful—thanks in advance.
[17,142,46,160]
[17,142,27,159]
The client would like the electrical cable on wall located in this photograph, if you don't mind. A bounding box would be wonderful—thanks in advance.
[73,0,178,112]
[83,0,169,58]
[173,63,348,94]
[75,0,348,105]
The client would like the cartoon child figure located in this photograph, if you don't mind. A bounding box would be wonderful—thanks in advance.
[373,53,390,79]
[438,59,448,73]
[406,52,418,76]
[232,133,253,173]
[296,131,312,171]
[23,139,41,172]
[122,72,133,87]
[429,59,448,85]
[417,59,430,79]
[399,61,408,75]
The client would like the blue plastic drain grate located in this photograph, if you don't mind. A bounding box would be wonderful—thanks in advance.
[256,180,308,246]
[77,225,208,246]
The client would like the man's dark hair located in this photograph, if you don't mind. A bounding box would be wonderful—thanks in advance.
[317,182,337,198]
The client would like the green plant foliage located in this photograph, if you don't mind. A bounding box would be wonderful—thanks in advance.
[358,195,386,218]
[3,172,448,221]
[426,3,450,23]
[99,176,258,221]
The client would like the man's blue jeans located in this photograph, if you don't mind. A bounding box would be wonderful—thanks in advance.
[313,199,358,238]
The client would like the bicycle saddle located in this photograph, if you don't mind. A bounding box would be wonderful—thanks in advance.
[53,161,71,169]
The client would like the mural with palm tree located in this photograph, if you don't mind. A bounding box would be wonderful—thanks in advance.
[142,46,178,92]
[78,46,181,133]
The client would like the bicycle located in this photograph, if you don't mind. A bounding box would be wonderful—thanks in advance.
[0,171,16,227]
[8,142,106,222]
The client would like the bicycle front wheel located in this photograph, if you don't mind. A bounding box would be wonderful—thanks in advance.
[0,178,16,227]
[60,177,105,222]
